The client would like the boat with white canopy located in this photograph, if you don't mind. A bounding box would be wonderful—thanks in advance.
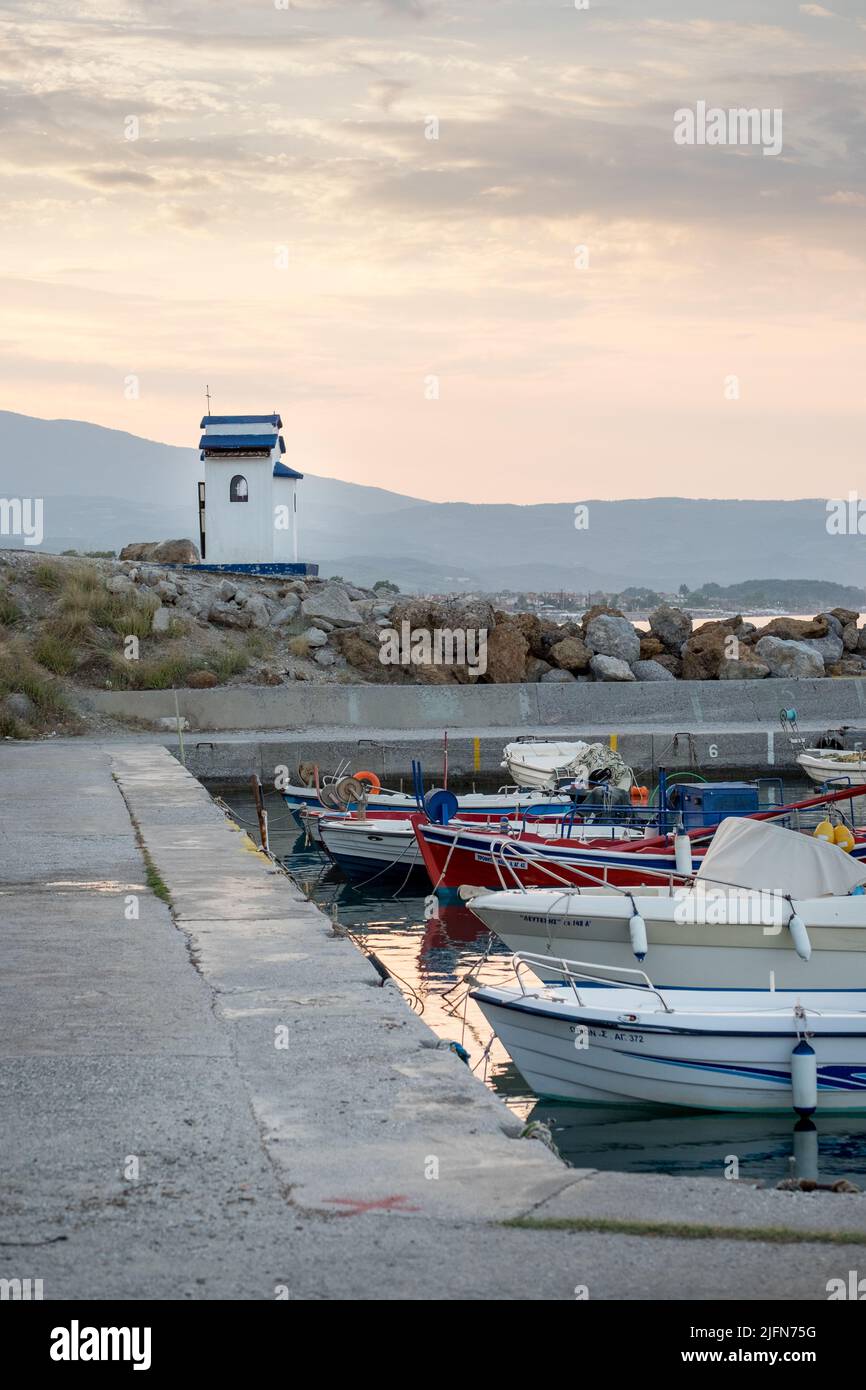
[467,817,866,991]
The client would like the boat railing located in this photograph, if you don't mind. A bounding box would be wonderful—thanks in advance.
[512,952,673,1013]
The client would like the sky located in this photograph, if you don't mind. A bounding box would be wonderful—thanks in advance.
[1,0,864,503]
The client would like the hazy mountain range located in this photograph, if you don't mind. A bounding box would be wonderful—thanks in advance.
[0,411,859,594]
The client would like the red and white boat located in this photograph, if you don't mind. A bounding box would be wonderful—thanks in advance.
[412,785,866,894]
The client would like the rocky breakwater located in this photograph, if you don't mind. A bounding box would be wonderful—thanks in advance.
[111,564,866,683]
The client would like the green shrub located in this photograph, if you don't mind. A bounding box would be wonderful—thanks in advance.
[0,641,71,718]
[33,631,78,675]
[0,588,22,626]
[32,562,64,591]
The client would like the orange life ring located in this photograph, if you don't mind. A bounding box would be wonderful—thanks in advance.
[353,770,381,795]
[630,785,649,806]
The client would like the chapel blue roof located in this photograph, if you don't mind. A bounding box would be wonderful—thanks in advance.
[200,414,283,428]
[199,433,286,454]
[273,461,304,480]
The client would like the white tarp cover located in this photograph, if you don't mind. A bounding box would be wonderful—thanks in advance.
[696,816,866,898]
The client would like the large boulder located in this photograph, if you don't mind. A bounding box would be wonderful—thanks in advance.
[831,607,860,627]
[480,624,529,683]
[680,618,742,680]
[548,636,592,672]
[801,633,844,665]
[631,659,675,682]
[717,653,770,680]
[585,614,640,665]
[526,657,552,682]
[119,539,200,564]
[334,630,385,677]
[654,652,682,678]
[820,612,843,638]
[579,604,624,636]
[106,573,135,595]
[245,594,271,629]
[826,658,865,677]
[842,621,860,652]
[209,601,253,630]
[301,583,360,628]
[649,604,692,653]
[758,615,829,642]
[540,668,576,682]
[639,634,666,660]
[590,654,635,681]
[272,594,301,626]
[754,635,825,678]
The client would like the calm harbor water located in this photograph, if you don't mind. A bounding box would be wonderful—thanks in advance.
[217,784,866,1188]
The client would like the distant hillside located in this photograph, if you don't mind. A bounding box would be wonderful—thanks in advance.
[1,411,862,593]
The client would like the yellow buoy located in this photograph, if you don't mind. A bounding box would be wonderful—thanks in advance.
[834,824,856,854]
[814,819,834,844]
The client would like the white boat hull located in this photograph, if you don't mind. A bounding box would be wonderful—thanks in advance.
[470,889,866,991]
[798,751,866,786]
[473,984,866,1112]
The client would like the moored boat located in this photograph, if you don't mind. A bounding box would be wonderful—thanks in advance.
[472,954,866,1113]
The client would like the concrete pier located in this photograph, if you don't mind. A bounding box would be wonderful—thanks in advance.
[4,739,866,1300]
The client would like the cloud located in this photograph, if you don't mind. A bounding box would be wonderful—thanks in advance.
[799,4,834,16]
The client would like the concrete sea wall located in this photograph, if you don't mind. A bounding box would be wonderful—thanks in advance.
[83,676,866,732]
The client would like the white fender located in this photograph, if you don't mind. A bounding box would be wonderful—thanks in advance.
[674,831,693,876]
[629,911,648,961]
[791,1040,817,1116]
[788,912,812,962]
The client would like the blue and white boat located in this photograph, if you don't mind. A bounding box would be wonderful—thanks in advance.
[472,954,866,1113]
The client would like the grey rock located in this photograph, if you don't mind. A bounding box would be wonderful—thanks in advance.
[649,604,692,652]
[590,654,636,681]
[217,579,237,601]
[314,648,337,667]
[631,659,675,682]
[303,626,328,648]
[585,615,640,665]
[820,612,843,638]
[272,595,301,626]
[245,594,271,629]
[802,634,844,665]
[106,574,135,595]
[842,621,860,652]
[372,601,394,619]
[539,668,576,682]
[754,635,825,678]
[718,656,769,680]
[209,601,253,630]
[301,584,358,628]
[151,606,172,634]
[155,580,177,602]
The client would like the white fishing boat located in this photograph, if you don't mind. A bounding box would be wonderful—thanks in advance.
[472,954,866,1113]
[501,740,634,794]
[798,749,866,785]
[283,780,574,825]
[468,817,866,991]
[318,816,425,877]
